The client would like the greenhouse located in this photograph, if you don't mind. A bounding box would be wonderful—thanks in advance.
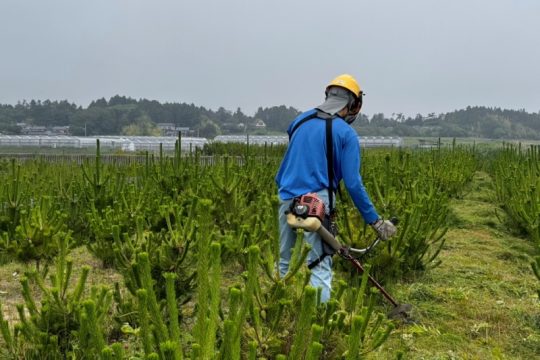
[214,135,403,147]
[213,135,289,145]
[0,135,403,151]
[360,136,403,147]
[0,135,208,152]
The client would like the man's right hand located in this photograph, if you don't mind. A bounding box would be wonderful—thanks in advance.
[370,219,397,240]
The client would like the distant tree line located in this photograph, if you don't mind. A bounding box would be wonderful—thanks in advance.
[354,107,540,139]
[0,96,539,139]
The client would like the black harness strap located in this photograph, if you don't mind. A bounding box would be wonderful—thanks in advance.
[325,117,335,216]
[307,253,326,270]
[288,111,319,141]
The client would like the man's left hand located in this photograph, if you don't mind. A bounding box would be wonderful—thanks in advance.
[371,219,397,240]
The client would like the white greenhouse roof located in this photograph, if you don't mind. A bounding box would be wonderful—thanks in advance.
[0,134,403,150]
[214,135,403,147]
[214,135,289,145]
[360,136,403,147]
[0,135,208,152]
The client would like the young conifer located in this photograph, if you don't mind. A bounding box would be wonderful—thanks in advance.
[289,286,317,359]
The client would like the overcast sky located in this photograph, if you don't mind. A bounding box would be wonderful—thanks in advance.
[1,0,539,117]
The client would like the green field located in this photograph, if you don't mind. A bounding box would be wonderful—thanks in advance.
[0,142,538,359]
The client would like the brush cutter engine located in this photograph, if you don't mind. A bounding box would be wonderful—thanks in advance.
[290,193,326,222]
[286,193,344,254]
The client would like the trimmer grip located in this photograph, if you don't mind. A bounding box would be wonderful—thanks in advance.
[286,212,344,253]
[316,225,343,253]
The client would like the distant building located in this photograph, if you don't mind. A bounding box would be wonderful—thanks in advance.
[52,126,70,135]
[157,123,193,137]
[21,126,48,135]
[254,119,266,128]
[214,135,288,145]
[213,135,404,148]
[0,135,208,152]
[360,136,404,148]
[19,124,71,136]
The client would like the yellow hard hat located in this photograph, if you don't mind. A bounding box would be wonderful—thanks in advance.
[327,74,362,99]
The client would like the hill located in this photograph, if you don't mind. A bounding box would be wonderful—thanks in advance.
[0,97,539,139]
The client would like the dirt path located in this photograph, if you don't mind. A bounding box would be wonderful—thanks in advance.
[0,246,122,326]
[370,172,540,359]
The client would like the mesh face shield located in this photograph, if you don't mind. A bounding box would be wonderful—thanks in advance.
[345,93,363,124]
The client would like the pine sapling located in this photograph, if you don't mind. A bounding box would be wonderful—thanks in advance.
[289,286,317,359]
[164,272,183,359]
[346,315,364,360]
[137,289,153,356]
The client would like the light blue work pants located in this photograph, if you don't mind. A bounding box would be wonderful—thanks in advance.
[278,189,333,303]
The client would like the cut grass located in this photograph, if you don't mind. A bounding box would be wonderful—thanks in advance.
[369,172,540,359]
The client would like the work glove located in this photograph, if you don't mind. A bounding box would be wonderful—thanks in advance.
[370,219,397,241]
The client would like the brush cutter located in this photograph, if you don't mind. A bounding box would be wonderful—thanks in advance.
[286,193,412,320]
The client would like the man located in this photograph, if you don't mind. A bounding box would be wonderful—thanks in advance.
[275,74,397,303]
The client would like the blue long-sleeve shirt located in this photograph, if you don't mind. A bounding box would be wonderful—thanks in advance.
[275,109,379,224]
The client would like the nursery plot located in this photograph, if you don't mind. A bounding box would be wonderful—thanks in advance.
[1,142,513,358]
